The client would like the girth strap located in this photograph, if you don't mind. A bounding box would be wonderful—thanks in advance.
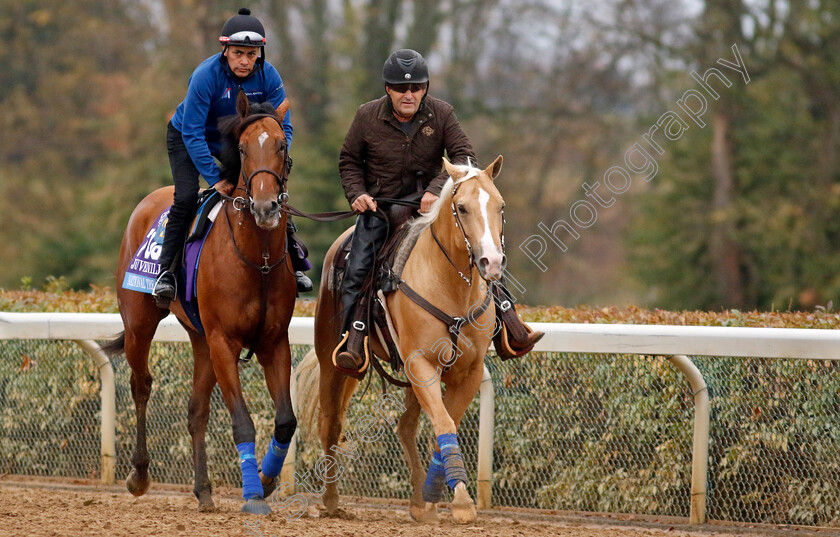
[396,280,494,370]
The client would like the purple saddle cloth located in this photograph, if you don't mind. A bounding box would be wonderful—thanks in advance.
[122,199,221,334]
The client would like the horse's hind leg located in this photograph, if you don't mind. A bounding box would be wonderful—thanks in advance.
[318,364,357,515]
[186,332,217,511]
[398,388,438,523]
[123,324,157,497]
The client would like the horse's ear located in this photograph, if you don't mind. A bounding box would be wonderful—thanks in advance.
[275,98,290,119]
[236,89,250,118]
[484,155,503,181]
[442,157,462,179]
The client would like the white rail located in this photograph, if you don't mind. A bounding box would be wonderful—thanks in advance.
[3,312,840,523]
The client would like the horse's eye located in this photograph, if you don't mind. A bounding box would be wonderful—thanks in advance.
[457,205,467,214]
[238,145,246,155]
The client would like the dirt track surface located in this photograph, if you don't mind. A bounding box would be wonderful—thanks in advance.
[1,477,839,537]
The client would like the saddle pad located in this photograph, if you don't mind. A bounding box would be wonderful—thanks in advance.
[121,209,169,294]
[122,200,224,334]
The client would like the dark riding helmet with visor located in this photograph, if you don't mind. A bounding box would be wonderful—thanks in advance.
[219,8,266,64]
[382,49,429,85]
[383,49,430,110]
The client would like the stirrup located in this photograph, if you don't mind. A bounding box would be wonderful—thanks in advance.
[331,329,370,380]
[494,321,544,361]
[151,272,176,309]
[295,271,313,293]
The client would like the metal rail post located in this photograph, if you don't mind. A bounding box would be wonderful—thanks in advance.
[476,365,495,509]
[75,339,116,485]
[667,354,710,524]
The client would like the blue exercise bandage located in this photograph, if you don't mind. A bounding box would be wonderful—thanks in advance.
[236,442,263,500]
[260,437,290,479]
[437,433,468,489]
[422,450,446,503]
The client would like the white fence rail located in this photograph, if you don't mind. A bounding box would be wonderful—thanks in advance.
[2,312,840,525]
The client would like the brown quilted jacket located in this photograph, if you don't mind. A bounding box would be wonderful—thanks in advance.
[338,95,476,205]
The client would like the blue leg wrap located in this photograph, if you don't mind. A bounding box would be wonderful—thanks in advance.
[260,437,290,479]
[422,450,446,503]
[437,433,468,489]
[236,442,263,500]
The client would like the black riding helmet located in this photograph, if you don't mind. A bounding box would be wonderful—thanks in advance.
[382,49,429,85]
[219,8,266,63]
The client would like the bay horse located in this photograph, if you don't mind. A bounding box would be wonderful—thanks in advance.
[103,91,297,515]
[302,156,506,524]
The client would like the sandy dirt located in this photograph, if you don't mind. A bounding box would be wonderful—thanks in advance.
[1,477,838,537]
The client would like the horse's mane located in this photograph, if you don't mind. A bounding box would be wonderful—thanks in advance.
[217,102,279,186]
[409,161,481,230]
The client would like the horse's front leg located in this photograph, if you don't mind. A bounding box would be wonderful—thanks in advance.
[406,353,476,524]
[206,332,271,515]
[186,331,217,511]
[256,335,296,501]
[397,387,439,522]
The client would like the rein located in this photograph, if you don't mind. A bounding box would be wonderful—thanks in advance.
[281,197,422,222]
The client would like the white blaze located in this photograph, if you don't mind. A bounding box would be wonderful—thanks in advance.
[258,131,269,147]
[478,188,503,271]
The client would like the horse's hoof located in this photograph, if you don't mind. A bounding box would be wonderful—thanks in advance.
[409,502,439,523]
[125,469,150,497]
[260,472,277,498]
[197,496,216,512]
[241,497,272,515]
[320,507,355,520]
[450,483,476,524]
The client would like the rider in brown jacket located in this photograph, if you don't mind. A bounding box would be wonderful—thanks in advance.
[334,49,543,375]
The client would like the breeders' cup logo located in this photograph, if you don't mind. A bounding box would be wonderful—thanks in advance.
[142,226,163,261]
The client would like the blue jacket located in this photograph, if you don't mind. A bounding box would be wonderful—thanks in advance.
[171,53,293,186]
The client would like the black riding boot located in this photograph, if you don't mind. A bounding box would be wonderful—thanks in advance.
[286,217,313,293]
[492,283,545,360]
[152,203,193,308]
[332,213,388,376]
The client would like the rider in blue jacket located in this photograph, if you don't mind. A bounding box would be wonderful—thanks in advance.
[153,8,312,306]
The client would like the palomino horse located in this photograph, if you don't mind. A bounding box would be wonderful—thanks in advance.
[306,156,506,523]
[103,91,297,515]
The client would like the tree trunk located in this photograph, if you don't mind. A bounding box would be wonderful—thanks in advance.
[709,110,744,307]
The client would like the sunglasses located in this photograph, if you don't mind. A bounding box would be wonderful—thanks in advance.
[388,83,427,94]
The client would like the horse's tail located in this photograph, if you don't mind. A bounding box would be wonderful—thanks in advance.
[295,349,321,443]
[100,331,126,357]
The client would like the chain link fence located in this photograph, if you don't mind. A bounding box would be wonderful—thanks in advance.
[1,339,838,527]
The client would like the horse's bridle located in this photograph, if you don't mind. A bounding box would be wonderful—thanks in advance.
[229,114,291,213]
[430,177,507,286]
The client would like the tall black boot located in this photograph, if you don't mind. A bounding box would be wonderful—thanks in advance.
[331,213,388,376]
[152,205,192,308]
